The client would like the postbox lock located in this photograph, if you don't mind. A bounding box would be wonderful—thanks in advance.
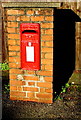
[28,42,32,46]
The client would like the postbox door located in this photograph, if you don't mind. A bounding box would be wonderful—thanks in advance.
[20,23,40,70]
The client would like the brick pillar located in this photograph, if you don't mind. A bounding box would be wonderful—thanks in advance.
[5,8,54,103]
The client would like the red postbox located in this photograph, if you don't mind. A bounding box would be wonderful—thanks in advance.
[20,23,40,70]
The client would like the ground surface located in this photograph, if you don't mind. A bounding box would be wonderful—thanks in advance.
[2,85,81,120]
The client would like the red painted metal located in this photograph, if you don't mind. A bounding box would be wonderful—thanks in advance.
[20,23,40,70]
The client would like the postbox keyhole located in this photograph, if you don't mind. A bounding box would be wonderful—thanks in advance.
[28,42,32,46]
[22,30,37,34]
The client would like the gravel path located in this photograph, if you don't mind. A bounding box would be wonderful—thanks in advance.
[2,85,81,120]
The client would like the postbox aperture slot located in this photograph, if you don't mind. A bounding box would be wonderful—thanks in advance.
[22,30,37,34]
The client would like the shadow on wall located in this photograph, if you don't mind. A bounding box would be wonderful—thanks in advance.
[53,8,81,98]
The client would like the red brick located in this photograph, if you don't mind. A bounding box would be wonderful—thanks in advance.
[41,23,53,28]
[41,41,45,47]
[45,53,53,59]
[27,71,35,75]
[16,17,21,21]
[23,98,38,102]
[10,80,26,86]
[42,35,53,41]
[17,52,20,57]
[8,40,16,45]
[9,46,20,51]
[45,29,53,34]
[41,53,45,59]
[44,77,53,82]
[37,82,52,88]
[41,29,45,34]
[35,10,45,15]
[8,34,19,39]
[7,16,16,21]
[9,69,23,74]
[9,52,16,56]
[7,28,15,33]
[17,16,30,21]
[16,41,20,45]
[26,10,34,15]
[15,97,23,101]
[10,91,26,97]
[24,76,39,81]
[16,28,19,33]
[9,63,17,68]
[16,63,21,68]
[7,22,18,27]
[45,88,53,93]
[36,71,53,76]
[10,86,17,91]
[10,96,17,100]
[10,80,16,85]
[41,59,53,64]
[31,16,44,21]
[23,87,38,92]
[10,74,17,80]
[45,65,53,71]
[40,88,45,92]
[24,71,35,75]
[9,62,20,68]
[9,57,20,62]
[45,41,53,47]
[42,48,53,53]
[45,16,53,21]
[45,9,53,15]
[28,82,35,86]
[27,92,35,98]
[41,65,45,70]
[36,93,52,98]
[36,9,53,16]
[7,10,24,15]
[17,87,23,91]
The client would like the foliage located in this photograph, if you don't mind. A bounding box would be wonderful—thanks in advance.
[0,63,9,70]
[54,83,71,101]
[4,84,10,94]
